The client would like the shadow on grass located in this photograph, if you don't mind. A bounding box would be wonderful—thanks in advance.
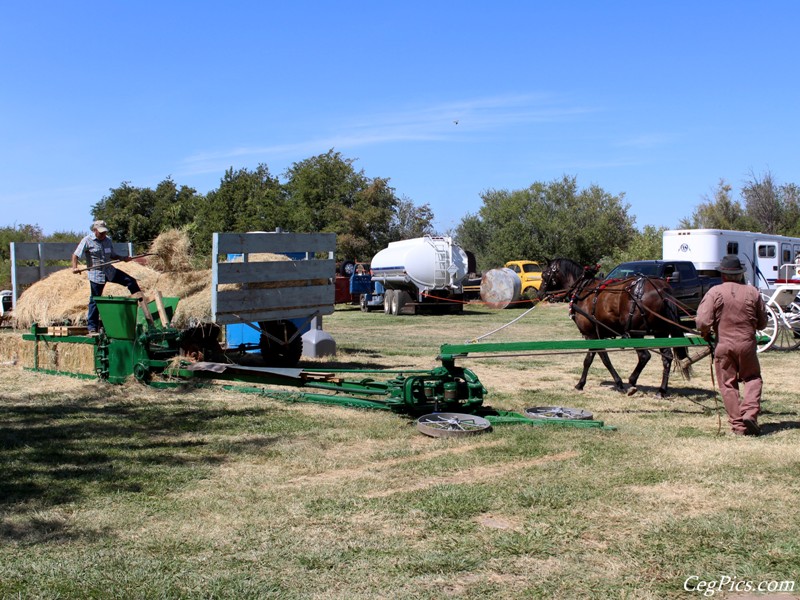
[0,392,282,521]
[758,421,800,435]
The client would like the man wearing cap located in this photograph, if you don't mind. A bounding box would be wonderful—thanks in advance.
[696,254,768,436]
[72,220,141,335]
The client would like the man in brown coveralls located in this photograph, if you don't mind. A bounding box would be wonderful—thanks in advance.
[696,255,768,436]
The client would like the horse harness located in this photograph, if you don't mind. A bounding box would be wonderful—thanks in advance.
[568,275,663,338]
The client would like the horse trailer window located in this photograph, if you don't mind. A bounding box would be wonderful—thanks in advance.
[726,242,739,254]
[758,245,776,258]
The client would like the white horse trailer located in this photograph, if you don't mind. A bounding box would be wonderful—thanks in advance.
[663,229,800,288]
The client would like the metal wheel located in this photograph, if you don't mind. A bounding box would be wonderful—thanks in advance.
[771,304,800,351]
[757,303,778,353]
[524,406,594,420]
[416,413,492,438]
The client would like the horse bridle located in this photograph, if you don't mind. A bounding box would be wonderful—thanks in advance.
[540,263,572,301]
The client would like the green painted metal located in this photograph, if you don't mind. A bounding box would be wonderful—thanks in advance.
[94,296,140,340]
[166,363,487,416]
[440,336,710,360]
[136,297,179,328]
[21,367,98,381]
[30,305,720,428]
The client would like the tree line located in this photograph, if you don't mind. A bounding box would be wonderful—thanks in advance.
[2,147,798,289]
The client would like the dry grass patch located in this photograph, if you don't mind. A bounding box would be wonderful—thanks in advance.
[364,450,579,498]
[2,301,800,599]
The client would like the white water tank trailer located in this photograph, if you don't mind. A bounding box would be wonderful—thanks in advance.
[370,236,469,315]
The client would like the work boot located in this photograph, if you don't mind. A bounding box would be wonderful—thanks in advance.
[743,418,761,437]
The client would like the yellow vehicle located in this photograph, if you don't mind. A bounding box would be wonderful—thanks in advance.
[504,260,543,296]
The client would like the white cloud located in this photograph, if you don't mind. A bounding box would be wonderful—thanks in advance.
[177,93,594,176]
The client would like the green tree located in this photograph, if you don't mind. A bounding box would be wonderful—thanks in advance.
[390,197,435,240]
[283,150,401,260]
[779,183,800,236]
[93,178,200,248]
[454,213,492,269]
[190,165,288,255]
[679,173,800,235]
[601,225,666,274]
[454,175,634,271]
[0,224,44,288]
[45,231,83,243]
[742,170,782,234]
[678,179,752,230]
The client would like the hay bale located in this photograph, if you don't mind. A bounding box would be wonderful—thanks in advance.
[0,333,95,374]
[13,262,168,328]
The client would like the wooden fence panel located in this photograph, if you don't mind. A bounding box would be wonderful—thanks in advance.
[212,232,336,324]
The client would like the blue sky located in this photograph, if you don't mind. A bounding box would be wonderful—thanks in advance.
[2,1,798,237]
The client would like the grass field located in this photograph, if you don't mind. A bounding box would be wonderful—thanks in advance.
[1,302,799,599]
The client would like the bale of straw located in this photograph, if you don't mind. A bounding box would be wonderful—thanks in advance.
[4,334,95,374]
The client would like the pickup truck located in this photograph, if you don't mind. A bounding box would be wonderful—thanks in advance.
[504,260,543,297]
[605,260,721,314]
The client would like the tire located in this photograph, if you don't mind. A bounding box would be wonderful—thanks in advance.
[391,290,408,315]
[258,320,303,367]
[397,290,412,314]
[383,289,394,315]
[339,260,356,276]
[360,295,369,312]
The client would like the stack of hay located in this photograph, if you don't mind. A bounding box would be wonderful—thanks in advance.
[14,229,213,329]
[9,230,322,373]
[12,229,304,330]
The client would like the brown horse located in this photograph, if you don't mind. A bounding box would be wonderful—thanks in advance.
[538,258,690,397]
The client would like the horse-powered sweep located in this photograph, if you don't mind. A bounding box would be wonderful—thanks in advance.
[538,257,692,397]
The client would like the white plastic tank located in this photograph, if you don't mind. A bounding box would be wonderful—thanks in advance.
[370,236,469,291]
[480,267,522,309]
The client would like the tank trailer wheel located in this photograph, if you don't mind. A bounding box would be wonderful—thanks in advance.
[416,413,493,438]
[390,289,405,315]
[383,289,394,314]
[524,406,594,420]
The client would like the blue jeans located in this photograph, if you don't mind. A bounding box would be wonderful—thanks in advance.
[87,270,141,331]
